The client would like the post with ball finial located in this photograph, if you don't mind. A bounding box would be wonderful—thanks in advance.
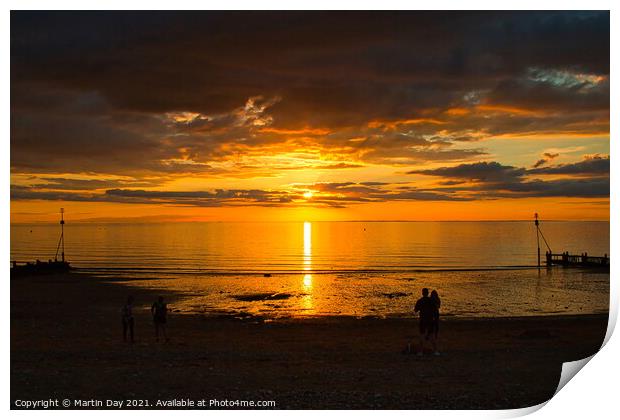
[535,213,540,268]
[55,208,65,262]
[534,213,552,268]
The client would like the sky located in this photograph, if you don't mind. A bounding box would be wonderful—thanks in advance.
[10,11,610,223]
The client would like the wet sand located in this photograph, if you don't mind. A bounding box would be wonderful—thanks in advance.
[11,272,608,409]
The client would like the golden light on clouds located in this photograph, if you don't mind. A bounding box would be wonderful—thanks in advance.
[10,12,609,223]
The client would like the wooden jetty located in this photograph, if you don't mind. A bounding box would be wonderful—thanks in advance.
[11,259,71,276]
[535,213,609,269]
[545,251,609,268]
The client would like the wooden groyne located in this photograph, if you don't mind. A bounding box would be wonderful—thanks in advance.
[545,251,609,268]
[11,259,71,276]
[535,214,609,269]
[10,208,70,277]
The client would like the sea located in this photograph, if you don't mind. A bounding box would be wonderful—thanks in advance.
[10,221,610,319]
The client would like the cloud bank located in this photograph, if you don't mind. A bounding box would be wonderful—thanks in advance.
[10,11,609,210]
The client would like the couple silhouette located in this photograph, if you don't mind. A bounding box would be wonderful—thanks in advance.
[413,288,441,356]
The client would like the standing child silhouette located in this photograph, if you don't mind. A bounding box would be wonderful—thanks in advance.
[121,296,135,344]
[151,296,169,343]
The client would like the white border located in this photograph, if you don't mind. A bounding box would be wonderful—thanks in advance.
[4,2,616,419]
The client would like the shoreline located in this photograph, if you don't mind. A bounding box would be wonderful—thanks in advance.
[46,264,612,276]
[62,266,611,320]
[11,272,609,409]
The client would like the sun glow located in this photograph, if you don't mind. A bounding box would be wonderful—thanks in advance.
[301,222,314,312]
[303,191,314,199]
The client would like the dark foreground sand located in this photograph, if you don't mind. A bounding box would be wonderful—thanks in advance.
[11,272,608,409]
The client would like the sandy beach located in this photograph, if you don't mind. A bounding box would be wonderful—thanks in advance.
[11,272,608,409]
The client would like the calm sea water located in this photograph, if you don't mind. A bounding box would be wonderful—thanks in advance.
[10,221,610,318]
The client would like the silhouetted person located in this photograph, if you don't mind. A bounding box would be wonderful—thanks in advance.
[414,288,438,356]
[430,290,441,348]
[151,296,169,342]
[121,296,135,343]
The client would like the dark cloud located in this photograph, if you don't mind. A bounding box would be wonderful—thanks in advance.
[408,157,609,199]
[10,185,100,202]
[473,178,610,199]
[11,186,296,207]
[10,180,476,208]
[533,152,559,168]
[529,155,609,175]
[29,177,164,190]
[105,188,296,206]
[408,161,526,182]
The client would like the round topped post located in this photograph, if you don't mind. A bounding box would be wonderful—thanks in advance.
[534,213,540,268]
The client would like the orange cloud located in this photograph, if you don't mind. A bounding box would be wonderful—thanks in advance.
[475,104,545,116]
[444,107,471,116]
[367,118,446,130]
[488,131,609,140]
[258,127,331,136]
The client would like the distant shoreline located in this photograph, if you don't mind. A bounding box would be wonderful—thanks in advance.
[10,219,611,225]
[72,265,543,274]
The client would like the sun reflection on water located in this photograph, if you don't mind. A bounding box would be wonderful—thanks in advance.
[302,222,314,312]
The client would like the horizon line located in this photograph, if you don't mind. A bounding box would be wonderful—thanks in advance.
[9,219,611,225]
